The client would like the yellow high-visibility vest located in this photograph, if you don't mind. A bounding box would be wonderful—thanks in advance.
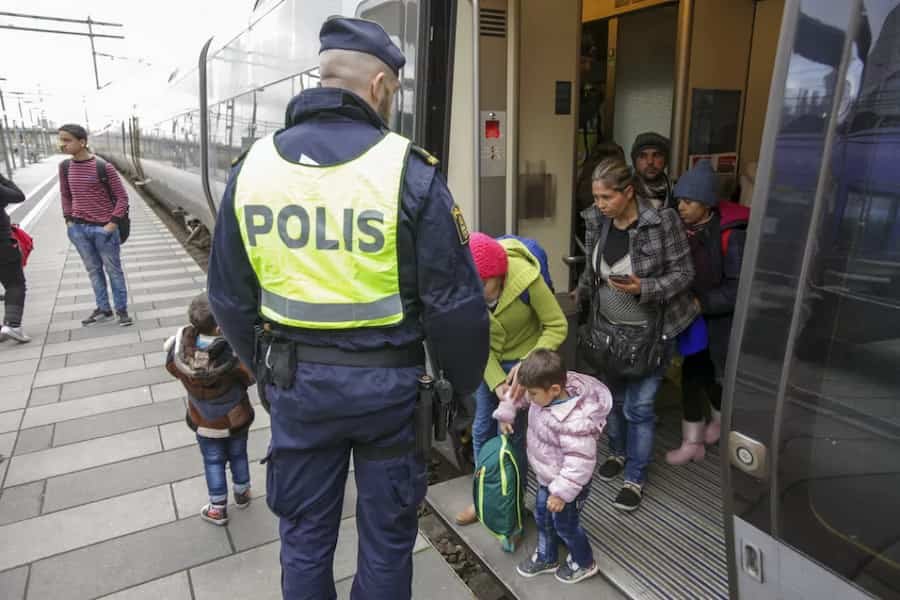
[234,131,409,329]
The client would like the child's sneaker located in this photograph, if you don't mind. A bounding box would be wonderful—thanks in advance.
[234,488,251,509]
[555,555,599,584]
[516,551,559,578]
[613,481,643,512]
[201,503,228,525]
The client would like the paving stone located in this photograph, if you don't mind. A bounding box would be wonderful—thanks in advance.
[66,339,166,367]
[0,358,38,377]
[5,427,162,486]
[99,571,192,600]
[0,432,15,456]
[0,485,174,572]
[37,355,67,371]
[43,433,269,513]
[67,323,158,342]
[53,398,184,447]
[0,345,43,363]
[42,331,142,357]
[141,326,178,342]
[28,386,60,407]
[158,315,187,328]
[0,481,44,526]
[151,381,185,403]
[34,356,146,387]
[43,330,69,344]
[144,353,167,369]
[60,368,171,401]
[0,389,29,412]
[13,425,53,454]
[3,374,32,392]
[0,410,22,434]
[27,514,230,600]
[22,386,152,429]
[0,565,28,600]
[136,306,186,321]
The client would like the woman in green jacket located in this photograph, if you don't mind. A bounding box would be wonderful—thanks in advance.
[456,232,568,533]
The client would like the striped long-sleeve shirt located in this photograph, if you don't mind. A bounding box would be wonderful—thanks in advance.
[59,157,129,225]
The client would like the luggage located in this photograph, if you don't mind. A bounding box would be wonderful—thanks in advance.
[473,434,523,548]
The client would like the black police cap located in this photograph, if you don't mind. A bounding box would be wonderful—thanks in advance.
[319,16,406,76]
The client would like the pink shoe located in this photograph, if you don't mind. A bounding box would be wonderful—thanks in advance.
[705,409,721,445]
[666,421,706,465]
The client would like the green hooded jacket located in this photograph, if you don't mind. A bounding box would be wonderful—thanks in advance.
[484,239,568,390]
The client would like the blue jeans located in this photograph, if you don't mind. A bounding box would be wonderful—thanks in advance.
[472,360,526,471]
[196,434,251,504]
[605,371,664,485]
[534,484,594,567]
[67,223,128,312]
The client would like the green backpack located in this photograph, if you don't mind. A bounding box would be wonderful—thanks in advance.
[473,435,523,549]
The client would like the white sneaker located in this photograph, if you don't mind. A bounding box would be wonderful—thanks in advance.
[1,325,31,343]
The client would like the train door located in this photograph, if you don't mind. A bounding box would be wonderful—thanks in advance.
[723,1,900,597]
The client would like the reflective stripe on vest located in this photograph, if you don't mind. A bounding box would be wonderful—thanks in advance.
[234,131,410,329]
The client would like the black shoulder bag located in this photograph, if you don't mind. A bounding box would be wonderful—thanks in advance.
[576,218,667,378]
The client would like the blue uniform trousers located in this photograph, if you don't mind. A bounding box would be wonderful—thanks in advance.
[266,371,427,600]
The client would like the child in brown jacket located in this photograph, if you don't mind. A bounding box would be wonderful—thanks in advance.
[165,292,255,525]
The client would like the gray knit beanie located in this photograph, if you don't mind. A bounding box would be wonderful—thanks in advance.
[630,132,670,163]
[673,160,719,207]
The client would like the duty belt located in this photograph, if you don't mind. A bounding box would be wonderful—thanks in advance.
[266,339,425,369]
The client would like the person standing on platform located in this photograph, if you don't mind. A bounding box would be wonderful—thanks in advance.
[58,123,133,327]
[207,17,489,600]
[0,173,29,342]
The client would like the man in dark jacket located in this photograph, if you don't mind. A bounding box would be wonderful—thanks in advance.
[0,173,29,342]
[207,17,489,600]
[631,132,675,210]
[667,160,746,464]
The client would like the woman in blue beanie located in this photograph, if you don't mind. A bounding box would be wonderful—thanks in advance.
[667,160,747,464]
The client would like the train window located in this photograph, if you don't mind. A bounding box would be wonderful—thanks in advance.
[777,1,900,597]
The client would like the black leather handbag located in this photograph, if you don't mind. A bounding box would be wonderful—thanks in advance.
[577,219,667,378]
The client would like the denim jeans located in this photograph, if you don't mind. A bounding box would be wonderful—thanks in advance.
[196,434,251,504]
[605,370,664,485]
[471,360,526,471]
[534,484,594,567]
[67,223,127,312]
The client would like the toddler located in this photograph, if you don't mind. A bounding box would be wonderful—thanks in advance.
[165,293,255,525]
[494,349,612,584]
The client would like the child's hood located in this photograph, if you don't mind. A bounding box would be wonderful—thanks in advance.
[170,325,237,380]
[546,371,613,429]
[496,238,541,311]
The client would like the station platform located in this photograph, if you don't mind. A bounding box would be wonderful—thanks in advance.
[0,164,472,599]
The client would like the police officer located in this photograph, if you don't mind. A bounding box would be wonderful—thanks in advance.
[207,17,489,600]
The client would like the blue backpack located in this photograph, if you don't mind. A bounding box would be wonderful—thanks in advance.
[497,235,554,305]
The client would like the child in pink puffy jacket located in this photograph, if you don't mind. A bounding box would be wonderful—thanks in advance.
[494,349,612,585]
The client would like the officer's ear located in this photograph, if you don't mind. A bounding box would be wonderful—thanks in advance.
[370,71,387,102]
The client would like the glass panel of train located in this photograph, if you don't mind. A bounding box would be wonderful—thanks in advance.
[724,1,900,598]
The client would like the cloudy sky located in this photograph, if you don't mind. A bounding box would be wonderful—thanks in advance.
[0,0,253,125]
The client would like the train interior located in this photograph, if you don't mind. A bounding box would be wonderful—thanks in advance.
[428,1,788,599]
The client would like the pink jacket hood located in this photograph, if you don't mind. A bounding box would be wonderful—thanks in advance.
[493,371,612,502]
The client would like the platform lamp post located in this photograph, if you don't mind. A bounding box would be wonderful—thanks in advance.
[0,77,13,178]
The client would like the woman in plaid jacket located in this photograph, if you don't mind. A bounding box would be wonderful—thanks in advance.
[575,157,697,511]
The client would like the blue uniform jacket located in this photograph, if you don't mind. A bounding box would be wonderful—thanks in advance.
[208,87,489,427]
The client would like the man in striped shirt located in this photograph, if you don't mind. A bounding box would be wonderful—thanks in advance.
[58,124,133,326]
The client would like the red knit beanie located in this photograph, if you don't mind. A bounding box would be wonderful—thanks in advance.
[469,232,508,280]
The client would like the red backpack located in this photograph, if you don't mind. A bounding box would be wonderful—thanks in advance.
[718,200,749,257]
[10,224,33,266]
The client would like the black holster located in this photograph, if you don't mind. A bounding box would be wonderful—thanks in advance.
[254,326,299,414]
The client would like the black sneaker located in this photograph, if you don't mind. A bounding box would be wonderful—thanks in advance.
[234,488,251,509]
[554,555,599,584]
[597,456,624,481]
[116,310,134,327]
[613,482,643,512]
[82,308,113,325]
[516,552,559,578]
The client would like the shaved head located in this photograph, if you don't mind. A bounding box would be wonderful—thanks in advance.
[320,49,400,123]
